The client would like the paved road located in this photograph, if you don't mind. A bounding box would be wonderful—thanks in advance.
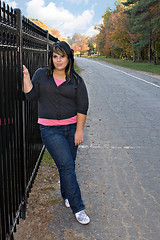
[50,58,160,240]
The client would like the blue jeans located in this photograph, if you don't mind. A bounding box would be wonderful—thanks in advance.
[40,123,85,214]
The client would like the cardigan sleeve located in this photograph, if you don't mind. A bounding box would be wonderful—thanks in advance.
[76,78,89,115]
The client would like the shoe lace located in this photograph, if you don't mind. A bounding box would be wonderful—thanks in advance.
[77,210,87,221]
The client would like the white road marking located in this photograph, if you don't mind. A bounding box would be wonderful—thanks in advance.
[80,144,150,149]
[88,59,160,89]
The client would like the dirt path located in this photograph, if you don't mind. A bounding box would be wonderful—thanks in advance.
[14,151,60,240]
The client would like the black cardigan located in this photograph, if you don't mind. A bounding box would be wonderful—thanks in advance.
[26,67,89,120]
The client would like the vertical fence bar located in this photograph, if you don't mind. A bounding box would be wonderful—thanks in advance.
[14,8,27,220]
[46,30,49,63]
[0,49,10,240]
[0,53,6,240]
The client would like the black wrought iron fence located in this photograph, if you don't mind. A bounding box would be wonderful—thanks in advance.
[0,1,58,239]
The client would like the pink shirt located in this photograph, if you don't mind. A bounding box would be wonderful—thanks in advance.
[38,78,77,126]
[54,78,65,87]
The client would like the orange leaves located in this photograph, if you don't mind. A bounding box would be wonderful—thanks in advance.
[30,19,61,39]
[95,2,133,58]
[71,34,89,54]
[50,29,61,39]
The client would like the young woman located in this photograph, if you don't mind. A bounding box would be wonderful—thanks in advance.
[23,41,90,224]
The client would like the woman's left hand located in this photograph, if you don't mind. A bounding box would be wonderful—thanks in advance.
[74,130,84,146]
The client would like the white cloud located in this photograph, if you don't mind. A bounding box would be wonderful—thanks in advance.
[84,25,99,37]
[66,0,89,4]
[26,0,94,37]
[84,17,102,37]
[5,0,17,8]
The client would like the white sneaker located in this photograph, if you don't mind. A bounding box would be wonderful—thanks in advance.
[64,199,70,208]
[75,210,90,225]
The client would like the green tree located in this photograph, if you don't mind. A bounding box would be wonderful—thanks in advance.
[95,24,106,55]
[88,40,95,56]
[123,0,160,63]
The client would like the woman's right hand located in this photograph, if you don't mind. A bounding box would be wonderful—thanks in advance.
[22,65,33,93]
[23,65,30,77]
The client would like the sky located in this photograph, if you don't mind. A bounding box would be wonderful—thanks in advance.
[5,0,116,38]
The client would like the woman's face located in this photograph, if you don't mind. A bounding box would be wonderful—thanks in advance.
[52,53,69,71]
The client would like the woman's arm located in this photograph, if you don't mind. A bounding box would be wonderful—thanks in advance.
[74,113,87,146]
[23,65,33,93]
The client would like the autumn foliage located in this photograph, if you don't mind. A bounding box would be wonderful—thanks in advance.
[30,19,61,39]
[95,0,160,63]
[70,33,89,54]
[95,3,133,59]
[29,19,93,55]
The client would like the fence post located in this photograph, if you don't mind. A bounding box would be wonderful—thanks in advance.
[14,8,27,220]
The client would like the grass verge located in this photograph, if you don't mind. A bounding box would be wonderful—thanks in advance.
[74,62,80,74]
[41,149,54,165]
[84,56,160,75]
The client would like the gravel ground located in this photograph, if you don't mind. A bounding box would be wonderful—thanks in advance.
[14,150,60,240]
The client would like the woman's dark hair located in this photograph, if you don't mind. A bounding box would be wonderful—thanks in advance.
[48,41,75,81]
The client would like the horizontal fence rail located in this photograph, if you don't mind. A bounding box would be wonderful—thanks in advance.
[0,1,58,239]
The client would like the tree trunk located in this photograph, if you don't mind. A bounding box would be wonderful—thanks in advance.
[132,43,135,62]
[137,52,140,62]
[148,38,152,62]
[152,36,156,65]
